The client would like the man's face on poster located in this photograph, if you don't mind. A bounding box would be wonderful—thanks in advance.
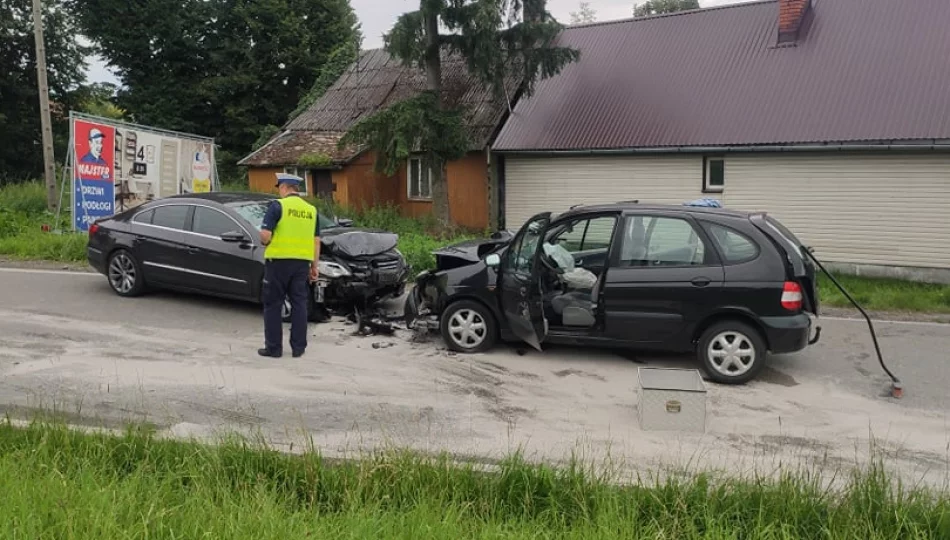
[89,131,104,158]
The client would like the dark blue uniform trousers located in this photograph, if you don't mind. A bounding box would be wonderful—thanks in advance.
[263,259,310,354]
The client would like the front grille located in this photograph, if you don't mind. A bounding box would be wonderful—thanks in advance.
[371,257,404,284]
[373,259,402,271]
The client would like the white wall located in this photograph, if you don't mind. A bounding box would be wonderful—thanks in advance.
[503,152,950,271]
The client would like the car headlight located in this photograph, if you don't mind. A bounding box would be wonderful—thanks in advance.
[318,260,351,278]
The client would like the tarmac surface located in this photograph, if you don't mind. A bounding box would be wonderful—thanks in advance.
[1,266,949,486]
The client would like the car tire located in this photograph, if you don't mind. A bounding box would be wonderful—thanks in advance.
[281,292,317,323]
[697,319,767,385]
[106,249,145,297]
[440,300,497,354]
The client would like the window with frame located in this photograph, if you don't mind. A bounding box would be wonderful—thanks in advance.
[706,223,759,264]
[618,216,708,267]
[549,216,617,254]
[132,209,154,224]
[283,167,309,195]
[150,205,190,230]
[704,157,725,192]
[407,157,432,200]
[192,206,241,237]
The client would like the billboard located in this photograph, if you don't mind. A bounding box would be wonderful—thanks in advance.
[69,112,217,231]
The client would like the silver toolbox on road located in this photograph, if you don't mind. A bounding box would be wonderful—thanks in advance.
[637,368,707,433]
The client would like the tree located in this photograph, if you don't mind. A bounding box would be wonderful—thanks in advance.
[0,0,88,181]
[74,82,126,120]
[570,2,597,24]
[66,0,361,179]
[633,0,700,17]
[340,0,580,226]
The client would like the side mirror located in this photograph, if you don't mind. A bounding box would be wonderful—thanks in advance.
[337,218,354,228]
[220,230,248,243]
[485,253,501,267]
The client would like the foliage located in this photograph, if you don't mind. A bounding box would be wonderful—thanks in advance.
[288,37,361,122]
[66,0,361,179]
[569,2,597,24]
[633,0,700,17]
[297,152,334,168]
[339,92,470,177]
[1,421,949,538]
[0,0,89,180]
[74,82,127,120]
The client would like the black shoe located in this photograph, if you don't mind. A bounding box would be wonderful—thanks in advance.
[292,349,305,358]
[258,348,282,358]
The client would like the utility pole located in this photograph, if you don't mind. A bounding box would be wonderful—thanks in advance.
[32,0,57,212]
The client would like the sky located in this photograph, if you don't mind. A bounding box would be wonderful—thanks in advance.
[84,0,758,85]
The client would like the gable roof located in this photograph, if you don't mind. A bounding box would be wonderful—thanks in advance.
[492,0,950,153]
[239,48,519,167]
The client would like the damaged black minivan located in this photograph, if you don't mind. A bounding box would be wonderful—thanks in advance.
[405,202,821,385]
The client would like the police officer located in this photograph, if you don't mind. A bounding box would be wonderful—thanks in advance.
[258,173,320,358]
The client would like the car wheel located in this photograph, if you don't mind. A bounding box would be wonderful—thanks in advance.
[697,320,767,385]
[282,289,319,323]
[440,300,497,353]
[107,249,145,297]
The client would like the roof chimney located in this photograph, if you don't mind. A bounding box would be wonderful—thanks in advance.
[778,0,812,45]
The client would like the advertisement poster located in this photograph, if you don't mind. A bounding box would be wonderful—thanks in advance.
[178,140,214,193]
[112,128,165,207]
[69,113,216,231]
[73,119,116,231]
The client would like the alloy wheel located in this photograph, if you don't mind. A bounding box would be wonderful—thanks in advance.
[448,309,487,349]
[707,330,757,377]
[108,252,137,294]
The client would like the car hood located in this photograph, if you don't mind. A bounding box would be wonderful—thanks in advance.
[321,227,399,258]
[432,230,514,269]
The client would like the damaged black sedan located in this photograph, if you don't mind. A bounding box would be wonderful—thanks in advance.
[406,202,820,385]
[87,192,410,321]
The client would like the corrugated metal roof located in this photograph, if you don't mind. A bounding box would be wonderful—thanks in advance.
[240,48,519,167]
[492,0,950,152]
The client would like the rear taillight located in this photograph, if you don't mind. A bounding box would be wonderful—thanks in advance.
[781,281,803,311]
[88,223,99,237]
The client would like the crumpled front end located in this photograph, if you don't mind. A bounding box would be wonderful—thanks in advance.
[403,270,446,330]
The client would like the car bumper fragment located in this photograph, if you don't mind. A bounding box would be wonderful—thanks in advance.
[87,246,106,274]
[760,312,818,354]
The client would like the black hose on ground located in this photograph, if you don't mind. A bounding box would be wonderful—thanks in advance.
[802,248,903,398]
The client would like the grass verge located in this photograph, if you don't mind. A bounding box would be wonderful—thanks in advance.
[818,273,950,314]
[1,420,948,538]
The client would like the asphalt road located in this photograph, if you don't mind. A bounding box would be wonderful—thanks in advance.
[2,267,949,485]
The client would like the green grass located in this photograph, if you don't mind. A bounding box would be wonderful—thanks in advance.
[0,420,947,539]
[818,273,950,313]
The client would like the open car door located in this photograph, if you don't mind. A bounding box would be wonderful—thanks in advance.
[499,212,551,351]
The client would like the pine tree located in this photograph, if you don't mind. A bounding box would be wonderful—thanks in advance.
[340,0,579,226]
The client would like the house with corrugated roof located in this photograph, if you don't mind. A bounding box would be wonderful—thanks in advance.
[238,48,518,230]
[492,0,950,281]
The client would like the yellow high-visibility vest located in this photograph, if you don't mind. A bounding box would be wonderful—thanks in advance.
[264,196,317,261]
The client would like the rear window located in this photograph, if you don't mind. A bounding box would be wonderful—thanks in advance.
[707,224,759,264]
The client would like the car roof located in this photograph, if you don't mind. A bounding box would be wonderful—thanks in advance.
[555,202,758,221]
[161,191,278,205]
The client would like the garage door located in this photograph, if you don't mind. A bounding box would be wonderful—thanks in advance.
[503,155,704,229]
